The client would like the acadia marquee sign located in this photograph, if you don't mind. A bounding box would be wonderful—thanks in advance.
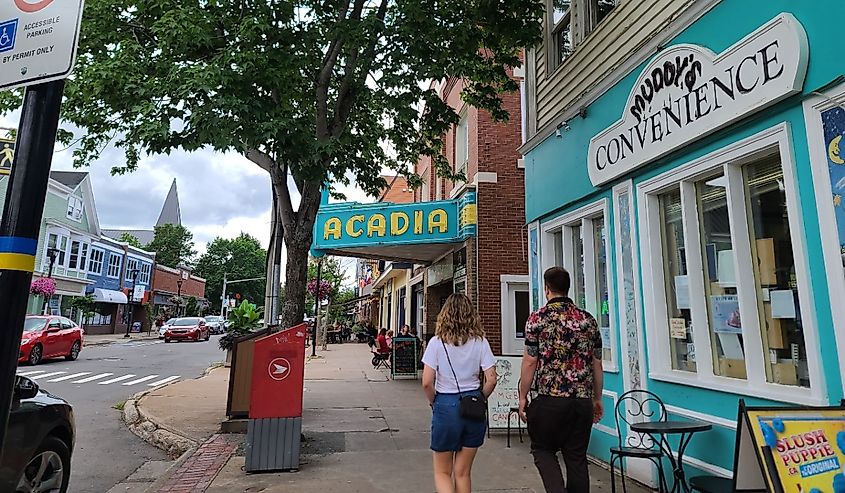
[587,13,808,186]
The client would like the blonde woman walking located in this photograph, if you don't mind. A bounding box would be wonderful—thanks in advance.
[422,293,497,493]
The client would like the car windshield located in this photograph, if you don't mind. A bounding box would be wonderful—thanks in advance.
[172,318,202,327]
[165,319,176,325]
[23,318,47,332]
[205,317,220,322]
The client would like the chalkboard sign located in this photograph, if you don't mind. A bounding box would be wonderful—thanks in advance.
[391,337,418,379]
[487,357,522,429]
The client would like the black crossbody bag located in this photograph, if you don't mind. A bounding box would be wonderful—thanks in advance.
[441,340,487,422]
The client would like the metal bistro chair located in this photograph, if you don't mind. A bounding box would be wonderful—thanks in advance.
[611,389,669,493]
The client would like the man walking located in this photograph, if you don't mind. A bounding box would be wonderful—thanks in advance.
[518,267,604,493]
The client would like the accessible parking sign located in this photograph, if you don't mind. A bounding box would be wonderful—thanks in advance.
[0,0,84,91]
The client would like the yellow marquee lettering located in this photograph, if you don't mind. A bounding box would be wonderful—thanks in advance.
[367,214,386,237]
[390,212,409,236]
[346,215,364,238]
[428,209,448,234]
[324,217,341,240]
[413,210,423,234]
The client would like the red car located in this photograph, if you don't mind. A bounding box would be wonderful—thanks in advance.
[19,315,84,365]
[164,317,210,343]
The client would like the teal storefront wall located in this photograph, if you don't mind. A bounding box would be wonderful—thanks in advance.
[525,0,845,474]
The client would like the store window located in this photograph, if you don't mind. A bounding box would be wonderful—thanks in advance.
[542,201,615,367]
[658,188,696,373]
[643,145,811,393]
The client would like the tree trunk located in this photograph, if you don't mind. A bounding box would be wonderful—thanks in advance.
[280,233,310,329]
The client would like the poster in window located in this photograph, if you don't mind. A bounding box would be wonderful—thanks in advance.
[710,295,742,334]
[0,138,14,175]
[821,107,845,261]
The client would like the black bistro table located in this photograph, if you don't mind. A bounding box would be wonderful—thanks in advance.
[630,420,712,493]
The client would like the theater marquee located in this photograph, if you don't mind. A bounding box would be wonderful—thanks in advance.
[587,13,808,186]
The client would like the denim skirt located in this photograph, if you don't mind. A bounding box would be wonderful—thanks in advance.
[430,391,487,452]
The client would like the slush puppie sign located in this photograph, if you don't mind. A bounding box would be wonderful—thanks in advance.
[588,13,808,186]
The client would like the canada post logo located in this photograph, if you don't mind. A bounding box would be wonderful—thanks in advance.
[14,0,54,13]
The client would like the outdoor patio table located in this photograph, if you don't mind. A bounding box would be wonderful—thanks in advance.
[630,420,712,493]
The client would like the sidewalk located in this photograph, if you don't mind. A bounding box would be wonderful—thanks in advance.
[135,343,649,493]
[85,331,160,347]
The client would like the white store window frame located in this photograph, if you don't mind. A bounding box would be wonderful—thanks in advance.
[107,254,122,279]
[541,199,618,372]
[637,123,826,406]
[804,84,845,394]
[500,274,531,356]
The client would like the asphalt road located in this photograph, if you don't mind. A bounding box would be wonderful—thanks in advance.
[15,334,225,493]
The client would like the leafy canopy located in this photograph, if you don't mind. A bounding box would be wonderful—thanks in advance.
[146,224,196,268]
[193,233,267,309]
[118,233,144,249]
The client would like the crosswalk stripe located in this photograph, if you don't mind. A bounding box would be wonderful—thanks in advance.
[122,375,159,386]
[73,373,113,383]
[98,374,136,385]
[47,372,90,382]
[16,370,47,377]
[29,371,65,380]
[148,376,180,387]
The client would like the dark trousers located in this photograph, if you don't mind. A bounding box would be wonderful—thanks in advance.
[527,395,594,493]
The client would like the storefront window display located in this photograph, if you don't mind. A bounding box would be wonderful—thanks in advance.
[659,188,696,373]
[645,146,810,390]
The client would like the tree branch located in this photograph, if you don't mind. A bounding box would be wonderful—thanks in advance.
[245,147,275,173]
[315,0,361,139]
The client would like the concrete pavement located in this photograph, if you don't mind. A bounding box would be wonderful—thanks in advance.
[136,343,649,493]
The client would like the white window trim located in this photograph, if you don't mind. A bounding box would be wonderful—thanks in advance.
[636,123,826,406]
[66,195,84,223]
[125,258,139,282]
[88,248,105,275]
[500,274,530,356]
[804,85,845,396]
[540,199,618,372]
[107,254,122,279]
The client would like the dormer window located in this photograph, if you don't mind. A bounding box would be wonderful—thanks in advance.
[67,196,83,222]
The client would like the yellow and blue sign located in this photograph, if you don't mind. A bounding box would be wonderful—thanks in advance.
[0,236,37,272]
[312,192,477,255]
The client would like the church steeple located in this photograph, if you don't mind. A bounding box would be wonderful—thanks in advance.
[156,179,182,227]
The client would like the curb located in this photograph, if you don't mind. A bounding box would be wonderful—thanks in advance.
[122,363,225,458]
[141,446,197,493]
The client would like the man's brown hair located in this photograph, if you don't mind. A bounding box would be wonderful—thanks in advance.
[544,267,570,296]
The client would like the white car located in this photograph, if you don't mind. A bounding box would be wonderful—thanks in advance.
[158,318,176,339]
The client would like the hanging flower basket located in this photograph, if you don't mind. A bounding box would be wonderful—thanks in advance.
[307,279,332,301]
[30,278,56,298]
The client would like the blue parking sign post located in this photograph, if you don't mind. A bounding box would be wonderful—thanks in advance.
[0,0,85,460]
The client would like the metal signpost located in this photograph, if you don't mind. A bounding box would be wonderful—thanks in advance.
[0,0,85,456]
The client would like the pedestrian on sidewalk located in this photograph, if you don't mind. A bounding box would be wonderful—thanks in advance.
[422,293,498,493]
[518,267,604,493]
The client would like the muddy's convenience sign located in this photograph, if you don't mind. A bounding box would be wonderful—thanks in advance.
[313,193,477,253]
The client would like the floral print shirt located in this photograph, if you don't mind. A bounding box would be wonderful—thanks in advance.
[524,297,602,399]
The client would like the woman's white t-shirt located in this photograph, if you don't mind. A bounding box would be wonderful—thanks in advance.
[422,336,496,394]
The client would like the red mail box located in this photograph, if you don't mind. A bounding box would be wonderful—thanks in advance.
[249,323,307,419]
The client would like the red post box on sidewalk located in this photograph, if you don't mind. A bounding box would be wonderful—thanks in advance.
[245,323,307,472]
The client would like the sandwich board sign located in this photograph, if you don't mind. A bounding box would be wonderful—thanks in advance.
[733,400,845,493]
[0,0,85,91]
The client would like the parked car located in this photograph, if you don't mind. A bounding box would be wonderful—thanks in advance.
[1,375,74,492]
[164,317,210,343]
[19,316,84,366]
[158,318,176,339]
[203,316,225,335]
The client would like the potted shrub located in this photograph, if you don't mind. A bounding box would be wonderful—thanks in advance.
[219,300,263,366]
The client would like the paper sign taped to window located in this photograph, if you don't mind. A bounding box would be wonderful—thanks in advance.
[670,318,687,339]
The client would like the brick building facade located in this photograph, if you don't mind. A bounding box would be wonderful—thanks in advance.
[152,265,207,316]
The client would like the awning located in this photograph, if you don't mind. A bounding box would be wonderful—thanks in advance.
[92,288,128,304]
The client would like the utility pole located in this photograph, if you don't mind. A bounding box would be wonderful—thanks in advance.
[312,258,322,357]
[0,80,66,454]
[220,272,228,318]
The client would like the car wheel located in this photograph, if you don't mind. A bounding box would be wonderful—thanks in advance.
[164,338,171,343]
[28,344,42,366]
[205,331,210,341]
[65,341,81,361]
[16,435,71,493]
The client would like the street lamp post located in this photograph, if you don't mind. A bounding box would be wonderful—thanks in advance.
[41,246,59,315]
[176,279,183,317]
[124,269,140,338]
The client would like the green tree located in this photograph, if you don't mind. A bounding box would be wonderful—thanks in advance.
[327,287,356,324]
[194,233,267,313]
[305,257,345,317]
[220,300,263,351]
[70,294,97,327]
[146,224,196,268]
[0,0,543,329]
[184,296,199,316]
[118,233,144,249]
